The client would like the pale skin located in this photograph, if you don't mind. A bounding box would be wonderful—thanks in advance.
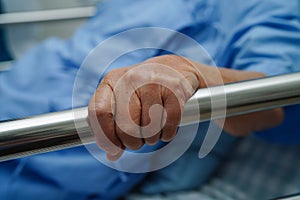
[88,55,284,161]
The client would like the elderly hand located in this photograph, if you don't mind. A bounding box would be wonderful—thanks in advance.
[88,55,284,161]
[88,55,201,160]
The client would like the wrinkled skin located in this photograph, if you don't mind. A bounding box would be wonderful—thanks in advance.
[88,55,284,161]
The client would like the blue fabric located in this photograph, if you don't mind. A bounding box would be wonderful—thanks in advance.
[0,0,300,199]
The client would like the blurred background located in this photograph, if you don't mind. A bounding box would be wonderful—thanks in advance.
[1,1,300,200]
[0,0,101,70]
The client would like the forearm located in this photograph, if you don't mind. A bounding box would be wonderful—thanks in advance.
[185,56,284,136]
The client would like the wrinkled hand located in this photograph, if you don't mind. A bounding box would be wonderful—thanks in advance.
[88,55,201,161]
[88,54,284,161]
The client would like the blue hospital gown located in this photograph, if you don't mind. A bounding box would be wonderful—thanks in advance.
[0,0,300,199]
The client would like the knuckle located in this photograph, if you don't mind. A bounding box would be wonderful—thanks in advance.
[95,108,113,119]
[145,135,160,146]
[161,130,176,142]
[165,86,186,105]
[180,80,196,98]
[88,104,96,115]
[116,127,143,150]
[148,54,179,63]
[127,142,144,150]
[126,69,139,82]
[95,138,120,153]
[102,69,122,84]
[106,68,120,77]
[122,137,143,150]
[163,122,178,132]
[174,81,193,100]
[118,125,139,137]
[95,138,109,149]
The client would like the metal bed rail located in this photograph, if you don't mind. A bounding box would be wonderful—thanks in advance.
[0,6,96,25]
[273,193,300,200]
[0,72,300,162]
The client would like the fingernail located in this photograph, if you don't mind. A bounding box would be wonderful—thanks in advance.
[145,140,157,146]
[106,151,123,162]
[110,148,122,156]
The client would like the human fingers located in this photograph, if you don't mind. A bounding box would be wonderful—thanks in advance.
[161,89,184,142]
[139,83,164,146]
[114,82,144,150]
[88,82,124,159]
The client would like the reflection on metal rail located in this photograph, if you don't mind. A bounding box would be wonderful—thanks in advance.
[273,193,300,200]
[0,6,96,25]
[0,72,300,162]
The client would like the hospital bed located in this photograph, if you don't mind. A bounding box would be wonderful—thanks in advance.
[0,73,300,200]
[1,2,300,200]
[1,73,300,161]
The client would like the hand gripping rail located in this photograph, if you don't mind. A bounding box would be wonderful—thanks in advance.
[1,72,300,162]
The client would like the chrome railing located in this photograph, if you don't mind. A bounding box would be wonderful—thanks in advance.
[1,72,300,162]
[0,6,96,25]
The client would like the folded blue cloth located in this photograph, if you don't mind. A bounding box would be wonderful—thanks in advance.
[0,0,300,199]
